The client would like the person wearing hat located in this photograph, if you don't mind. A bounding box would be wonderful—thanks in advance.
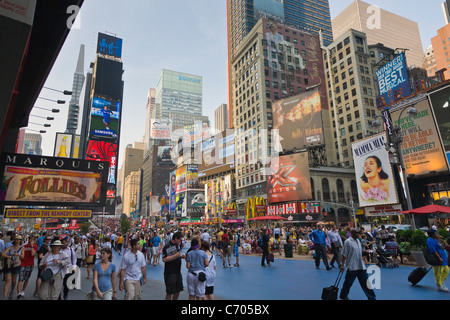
[2,235,24,299]
[38,240,70,300]
[427,229,449,292]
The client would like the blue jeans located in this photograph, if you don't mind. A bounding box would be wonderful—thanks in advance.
[340,269,376,300]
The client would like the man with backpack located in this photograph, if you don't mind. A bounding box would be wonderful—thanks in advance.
[221,229,232,268]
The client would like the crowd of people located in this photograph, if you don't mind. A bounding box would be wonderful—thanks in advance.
[1,219,449,300]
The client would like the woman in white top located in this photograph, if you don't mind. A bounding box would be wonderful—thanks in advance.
[38,240,70,300]
[201,241,216,300]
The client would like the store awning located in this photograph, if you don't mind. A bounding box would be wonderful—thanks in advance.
[400,204,450,215]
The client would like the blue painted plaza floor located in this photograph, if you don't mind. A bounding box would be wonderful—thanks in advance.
[140,247,450,301]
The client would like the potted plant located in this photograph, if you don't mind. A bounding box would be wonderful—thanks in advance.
[409,229,428,267]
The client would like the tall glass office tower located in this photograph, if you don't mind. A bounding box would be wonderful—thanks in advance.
[155,69,206,131]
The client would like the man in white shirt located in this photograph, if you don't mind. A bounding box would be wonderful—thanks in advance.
[119,238,147,300]
[201,229,211,243]
[339,229,376,300]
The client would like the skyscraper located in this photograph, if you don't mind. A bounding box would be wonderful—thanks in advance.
[65,44,85,134]
[227,0,333,127]
[155,69,205,131]
[214,103,229,132]
[332,0,424,68]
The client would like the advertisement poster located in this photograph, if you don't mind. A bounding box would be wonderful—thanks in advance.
[267,152,312,204]
[0,166,103,205]
[351,132,399,207]
[272,90,324,151]
[53,133,73,158]
[186,165,203,190]
[375,52,412,107]
[5,209,92,219]
[176,166,187,193]
[151,119,172,140]
[85,140,118,184]
[169,170,176,213]
[89,96,121,139]
[428,85,450,153]
[390,100,449,176]
[0,153,107,206]
[157,146,173,163]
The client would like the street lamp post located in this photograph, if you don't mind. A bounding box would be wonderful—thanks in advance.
[372,105,418,230]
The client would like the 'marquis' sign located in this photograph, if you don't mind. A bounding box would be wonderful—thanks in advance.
[0,153,109,207]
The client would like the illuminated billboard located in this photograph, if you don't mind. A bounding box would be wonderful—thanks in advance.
[390,100,449,176]
[351,133,399,207]
[267,152,312,204]
[97,33,123,60]
[272,89,324,151]
[0,153,108,206]
[85,140,118,184]
[89,96,121,139]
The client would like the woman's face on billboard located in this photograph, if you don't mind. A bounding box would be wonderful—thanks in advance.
[364,157,381,179]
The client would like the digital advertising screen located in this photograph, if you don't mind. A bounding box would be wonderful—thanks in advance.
[89,96,121,139]
[85,140,118,185]
[428,85,450,153]
[97,32,123,60]
[53,133,73,158]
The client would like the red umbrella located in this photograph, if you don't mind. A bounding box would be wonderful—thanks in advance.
[248,215,287,221]
[400,204,450,215]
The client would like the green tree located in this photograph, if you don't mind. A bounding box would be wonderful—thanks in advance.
[411,229,427,250]
[80,222,90,235]
[120,218,131,235]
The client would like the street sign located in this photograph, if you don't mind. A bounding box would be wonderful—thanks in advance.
[193,203,206,207]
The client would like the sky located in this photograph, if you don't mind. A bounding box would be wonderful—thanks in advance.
[32,0,448,167]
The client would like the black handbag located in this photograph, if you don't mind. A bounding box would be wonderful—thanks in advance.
[40,268,54,281]
[322,271,344,300]
[422,247,441,266]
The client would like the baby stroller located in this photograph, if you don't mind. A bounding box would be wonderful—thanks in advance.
[375,244,399,268]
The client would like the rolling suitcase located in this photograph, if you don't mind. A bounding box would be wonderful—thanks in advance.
[322,270,344,300]
[408,267,432,286]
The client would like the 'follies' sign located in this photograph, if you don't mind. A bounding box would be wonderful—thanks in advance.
[0,153,108,206]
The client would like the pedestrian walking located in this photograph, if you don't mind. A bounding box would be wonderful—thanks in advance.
[232,229,241,267]
[38,240,70,300]
[162,231,186,300]
[86,238,98,279]
[119,238,146,300]
[327,223,343,268]
[2,235,24,300]
[426,229,449,292]
[339,229,376,300]
[70,235,85,268]
[309,223,332,270]
[186,238,209,300]
[16,234,37,299]
[201,241,216,300]
[92,247,117,300]
[260,228,270,267]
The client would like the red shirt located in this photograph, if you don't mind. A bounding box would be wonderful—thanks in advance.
[21,243,37,267]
